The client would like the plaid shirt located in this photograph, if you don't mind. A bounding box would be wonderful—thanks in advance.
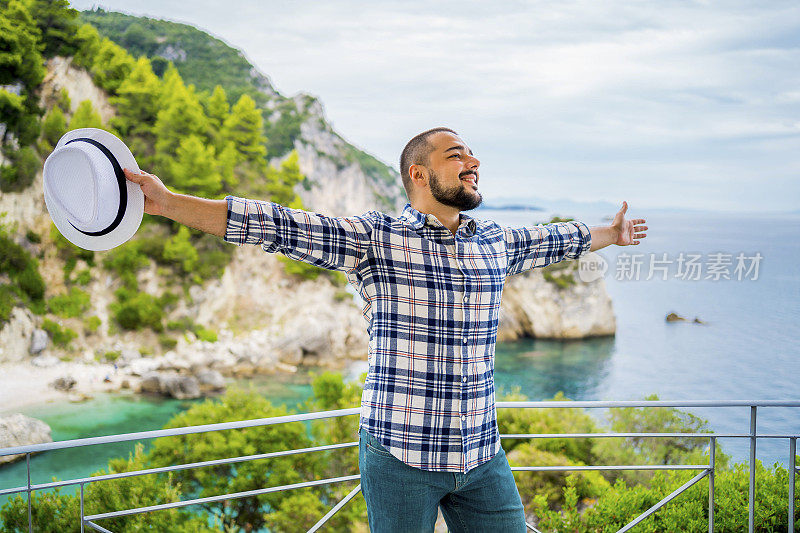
[224,197,592,473]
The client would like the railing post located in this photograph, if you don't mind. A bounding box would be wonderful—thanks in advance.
[81,482,85,533]
[709,436,715,533]
[749,405,757,533]
[790,437,796,533]
[26,452,32,533]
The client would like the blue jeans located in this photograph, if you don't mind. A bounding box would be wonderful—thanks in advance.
[358,428,526,532]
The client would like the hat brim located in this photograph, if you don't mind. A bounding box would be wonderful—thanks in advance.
[44,128,144,252]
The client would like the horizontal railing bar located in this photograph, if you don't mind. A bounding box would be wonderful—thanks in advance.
[84,521,113,533]
[84,474,361,521]
[0,407,360,457]
[501,432,800,439]
[618,469,709,533]
[511,465,708,472]
[3,401,799,457]
[497,400,800,408]
[0,442,359,496]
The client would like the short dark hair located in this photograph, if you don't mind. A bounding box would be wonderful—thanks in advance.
[399,127,457,200]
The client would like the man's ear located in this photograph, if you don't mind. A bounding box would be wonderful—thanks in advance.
[409,164,427,190]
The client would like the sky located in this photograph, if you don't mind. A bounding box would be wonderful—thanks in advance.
[70,0,800,214]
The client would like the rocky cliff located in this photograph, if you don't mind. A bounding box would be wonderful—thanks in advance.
[0,32,615,397]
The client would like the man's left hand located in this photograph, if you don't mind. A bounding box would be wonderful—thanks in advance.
[611,201,647,246]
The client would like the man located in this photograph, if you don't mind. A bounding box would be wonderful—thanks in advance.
[124,127,647,532]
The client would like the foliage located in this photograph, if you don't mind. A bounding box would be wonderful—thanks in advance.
[532,460,799,532]
[47,286,91,318]
[39,105,67,154]
[41,318,77,348]
[162,225,199,274]
[0,0,45,146]
[263,98,307,157]
[84,314,102,333]
[26,0,81,58]
[68,99,104,130]
[102,240,149,289]
[89,37,135,93]
[80,8,267,105]
[0,445,214,532]
[592,393,729,486]
[147,388,321,531]
[0,218,45,322]
[109,286,165,332]
[0,145,40,192]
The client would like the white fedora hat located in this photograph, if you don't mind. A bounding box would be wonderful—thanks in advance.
[43,128,144,251]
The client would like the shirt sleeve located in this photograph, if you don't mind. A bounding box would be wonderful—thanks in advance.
[223,196,378,272]
[504,220,592,276]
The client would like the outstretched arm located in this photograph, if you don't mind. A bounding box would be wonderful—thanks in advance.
[589,201,647,252]
[123,168,227,237]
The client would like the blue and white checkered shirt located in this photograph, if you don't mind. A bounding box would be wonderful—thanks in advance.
[224,197,592,473]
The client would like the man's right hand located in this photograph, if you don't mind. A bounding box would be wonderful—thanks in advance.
[123,168,173,217]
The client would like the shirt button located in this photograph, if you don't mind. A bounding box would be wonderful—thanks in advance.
[462,376,467,383]
[463,294,469,302]
[461,415,467,421]
[463,338,468,344]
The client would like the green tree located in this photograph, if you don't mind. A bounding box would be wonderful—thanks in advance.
[110,56,161,137]
[90,37,135,93]
[223,93,267,164]
[0,445,214,532]
[169,134,222,198]
[0,0,46,145]
[162,225,199,274]
[27,0,81,58]
[39,105,67,153]
[147,388,322,531]
[153,66,209,174]
[205,84,229,139]
[68,99,103,130]
[72,23,102,69]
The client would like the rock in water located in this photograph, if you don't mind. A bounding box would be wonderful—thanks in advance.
[139,371,201,400]
[0,414,53,464]
[196,370,226,392]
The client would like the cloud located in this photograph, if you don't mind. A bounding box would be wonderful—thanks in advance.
[70,0,800,212]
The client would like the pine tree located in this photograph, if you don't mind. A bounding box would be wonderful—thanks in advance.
[0,0,46,145]
[90,38,135,94]
[27,0,81,58]
[69,100,104,130]
[205,85,229,134]
[153,66,209,166]
[39,106,67,153]
[262,150,304,206]
[169,135,222,198]
[110,57,161,137]
[223,94,267,165]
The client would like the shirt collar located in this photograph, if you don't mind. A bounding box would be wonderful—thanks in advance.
[399,203,478,236]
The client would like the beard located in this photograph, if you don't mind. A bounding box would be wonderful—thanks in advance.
[428,169,483,211]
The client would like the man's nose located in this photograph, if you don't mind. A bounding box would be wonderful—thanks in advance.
[467,155,480,170]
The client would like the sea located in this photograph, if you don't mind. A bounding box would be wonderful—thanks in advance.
[1,207,799,504]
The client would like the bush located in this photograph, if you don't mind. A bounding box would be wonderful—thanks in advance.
[162,226,198,274]
[109,287,164,332]
[15,260,45,301]
[48,287,91,318]
[73,269,92,286]
[102,240,149,289]
[25,229,41,243]
[83,315,101,333]
[39,106,67,154]
[0,146,40,192]
[41,318,77,348]
[158,334,178,350]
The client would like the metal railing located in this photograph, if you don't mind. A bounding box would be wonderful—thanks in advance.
[0,400,798,532]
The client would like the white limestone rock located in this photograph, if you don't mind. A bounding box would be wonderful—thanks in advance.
[0,414,53,465]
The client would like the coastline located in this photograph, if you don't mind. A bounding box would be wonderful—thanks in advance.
[0,361,124,415]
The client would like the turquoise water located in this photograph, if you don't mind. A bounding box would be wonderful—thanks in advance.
[1,209,798,508]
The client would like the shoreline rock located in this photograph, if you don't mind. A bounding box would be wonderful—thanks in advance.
[0,414,53,464]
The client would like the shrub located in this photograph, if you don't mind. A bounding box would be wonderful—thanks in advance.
[158,334,178,350]
[73,269,92,286]
[0,146,40,192]
[48,287,91,318]
[83,315,101,333]
[109,287,164,332]
[41,318,77,348]
[195,327,217,343]
[25,229,41,243]
[102,240,149,289]
[40,106,67,154]
[15,260,45,301]
[162,226,198,274]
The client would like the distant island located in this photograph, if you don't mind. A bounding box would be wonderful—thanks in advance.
[476,203,545,212]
